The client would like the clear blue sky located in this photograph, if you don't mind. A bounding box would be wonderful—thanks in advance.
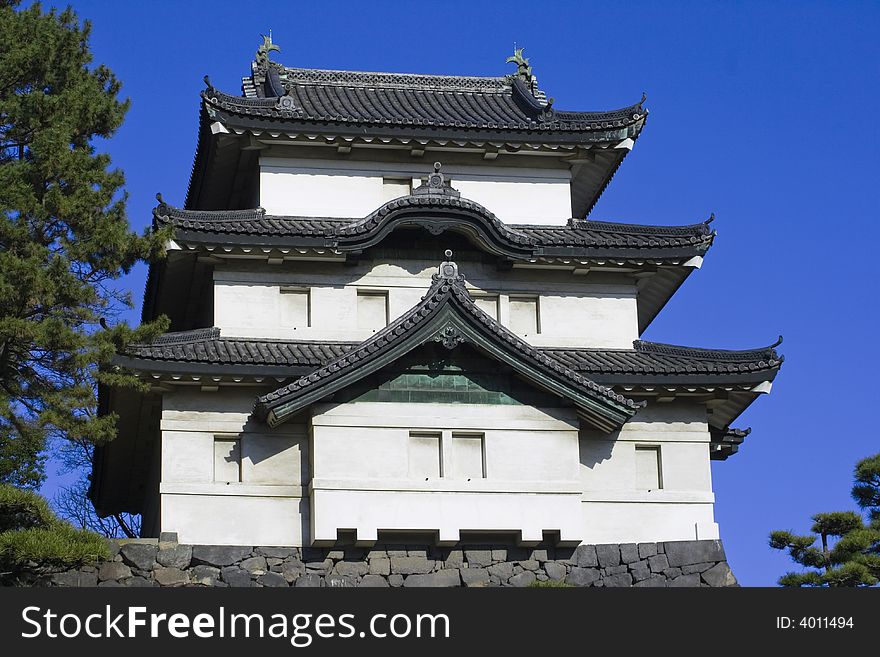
[39,0,879,585]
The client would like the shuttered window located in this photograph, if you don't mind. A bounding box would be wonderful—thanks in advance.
[357,291,388,331]
[635,445,662,490]
[279,287,310,328]
[472,295,499,320]
[214,438,241,483]
[382,177,412,202]
[509,296,539,335]
[452,433,485,479]
[408,432,442,479]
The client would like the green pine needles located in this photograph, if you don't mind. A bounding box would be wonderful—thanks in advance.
[0,1,170,488]
[770,453,880,587]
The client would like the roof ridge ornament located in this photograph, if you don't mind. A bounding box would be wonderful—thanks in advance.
[436,249,462,282]
[412,162,461,198]
[255,34,281,74]
[506,47,532,83]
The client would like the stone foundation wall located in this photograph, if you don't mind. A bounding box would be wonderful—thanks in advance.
[22,536,737,588]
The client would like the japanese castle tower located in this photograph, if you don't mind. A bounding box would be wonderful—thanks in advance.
[91,40,782,551]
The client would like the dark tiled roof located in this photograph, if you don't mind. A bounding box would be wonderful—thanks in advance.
[211,63,647,141]
[252,263,641,431]
[153,197,714,261]
[124,330,781,384]
[546,339,783,381]
[126,328,351,367]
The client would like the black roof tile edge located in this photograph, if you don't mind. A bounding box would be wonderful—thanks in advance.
[634,338,784,365]
[152,198,714,254]
[124,330,783,377]
[201,84,647,135]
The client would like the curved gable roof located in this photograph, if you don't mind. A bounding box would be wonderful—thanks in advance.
[253,259,642,432]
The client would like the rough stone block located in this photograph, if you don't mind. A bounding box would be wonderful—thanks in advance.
[52,571,97,587]
[565,567,599,587]
[369,557,390,576]
[682,562,715,575]
[574,544,598,567]
[258,572,289,587]
[184,565,217,586]
[120,543,158,571]
[281,560,305,582]
[491,549,507,561]
[520,560,539,571]
[460,567,490,587]
[596,544,621,568]
[604,573,633,587]
[257,547,297,559]
[366,549,388,560]
[531,549,549,562]
[701,562,737,587]
[305,559,333,574]
[407,548,427,558]
[630,561,651,582]
[336,561,369,578]
[647,554,669,573]
[221,567,252,587]
[668,574,701,587]
[637,543,657,559]
[240,556,268,573]
[327,550,345,560]
[544,562,566,580]
[663,568,682,579]
[98,580,123,587]
[488,562,515,580]
[191,545,251,567]
[403,569,461,587]
[158,532,178,544]
[619,543,639,564]
[605,565,628,575]
[122,577,155,587]
[294,573,322,588]
[157,544,192,570]
[154,567,188,587]
[388,574,404,587]
[444,550,464,568]
[464,550,493,567]
[106,541,121,558]
[633,575,667,588]
[98,562,132,582]
[359,575,389,587]
[509,572,536,587]
[390,556,434,575]
[664,540,726,568]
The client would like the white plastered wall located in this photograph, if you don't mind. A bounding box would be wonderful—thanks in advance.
[159,388,309,546]
[258,157,572,225]
[213,259,638,348]
[309,402,583,545]
[578,400,719,543]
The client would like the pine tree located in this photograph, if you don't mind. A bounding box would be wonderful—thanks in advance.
[0,1,169,489]
[770,453,880,586]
